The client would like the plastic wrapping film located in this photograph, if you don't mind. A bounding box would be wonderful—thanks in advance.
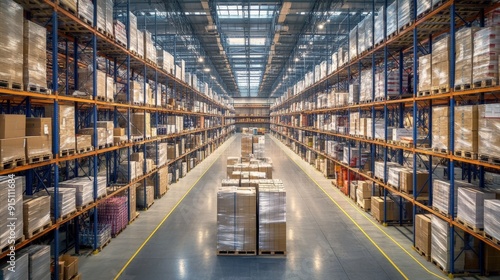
[105,0,113,35]
[79,224,111,247]
[485,172,500,192]
[349,26,358,61]
[416,0,431,17]
[388,166,406,187]
[478,103,500,158]
[59,176,107,207]
[432,179,475,215]
[137,30,144,58]
[374,6,385,46]
[397,0,411,30]
[95,121,114,145]
[392,127,412,141]
[77,134,92,150]
[23,195,51,235]
[23,20,47,90]
[217,186,257,252]
[145,142,168,166]
[106,76,114,100]
[349,84,360,104]
[375,67,408,99]
[0,249,29,279]
[76,68,106,98]
[374,161,401,180]
[20,245,51,280]
[258,182,286,252]
[484,199,500,241]
[418,54,432,92]
[485,7,500,27]
[129,12,138,53]
[357,20,366,55]
[431,106,449,150]
[364,14,373,51]
[131,112,151,138]
[98,196,128,236]
[181,161,187,177]
[455,28,479,86]
[137,185,154,208]
[241,133,253,157]
[45,187,76,218]
[0,176,24,250]
[144,30,157,63]
[366,118,386,140]
[473,27,500,84]
[349,111,359,136]
[454,105,478,153]
[457,187,495,228]
[96,0,106,32]
[78,0,94,25]
[386,1,397,37]
[0,0,23,85]
[431,215,465,272]
[79,127,107,147]
[361,69,374,102]
[113,20,127,46]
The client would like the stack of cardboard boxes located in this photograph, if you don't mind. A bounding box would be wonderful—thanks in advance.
[258,181,286,254]
[136,184,154,209]
[431,36,450,92]
[45,105,76,154]
[23,195,51,238]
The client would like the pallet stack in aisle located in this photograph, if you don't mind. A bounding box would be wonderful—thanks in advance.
[137,185,154,210]
[258,181,286,255]
[98,196,128,237]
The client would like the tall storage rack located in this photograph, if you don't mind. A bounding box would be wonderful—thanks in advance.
[0,0,234,278]
[234,103,271,132]
[271,0,500,276]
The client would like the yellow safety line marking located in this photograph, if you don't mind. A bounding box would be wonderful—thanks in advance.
[114,136,236,280]
[270,136,446,280]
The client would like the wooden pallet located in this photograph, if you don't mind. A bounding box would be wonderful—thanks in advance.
[456,218,483,234]
[0,157,26,171]
[59,148,76,157]
[484,232,500,246]
[74,95,93,100]
[77,146,93,154]
[454,83,471,91]
[95,239,111,252]
[413,246,431,261]
[128,212,140,225]
[431,206,450,217]
[27,154,52,164]
[473,79,497,89]
[479,154,500,165]
[78,15,92,26]
[258,250,286,256]
[431,86,450,94]
[77,201,93,211]
[431,147,448,154]
[138,201,154,211]
[112,227,126,238]
[398,22,412,33]
[1,236,25,253]
[25,84,51,94]
[356,200,370,211]
[25,221,52,239]
[453,150,477,160]
[431,258,449,274]
[0,79,22,91]
[115,39,127,48]
[217,250,257,256]
[417,90,431,97]
[97,143,112,150]
[57,0,76,14]
[55,210,77,222]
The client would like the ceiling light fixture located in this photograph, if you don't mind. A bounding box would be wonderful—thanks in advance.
[318,23,324,30]
[198,57,204,63]
[203,68,210,72]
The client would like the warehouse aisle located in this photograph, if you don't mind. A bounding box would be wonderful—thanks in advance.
[80,134,446,280]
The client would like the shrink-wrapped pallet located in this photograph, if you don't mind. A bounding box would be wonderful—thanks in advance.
[76,68,106,99]
[416,0,432,17]
[106,76,114,101]
[366,118,386,140]
[374,6,385,45]
[59,176,107,207]
[365,14,373,50]
[455,28,479,87]
[23,195,51,237]
[45,187,76,218]
[98,196,128,236]
[431,106,449,151]
[432,179,475,216]
[44,105,76,152]
[78,0,94,25]
[431,36,450,90]
[349,26,358,61]
[392,127,412,141]
[104,0,113,35]
[454,105,478,153]
[79,224,111,248]
[457,187,495,228]
[360,69,372,102]
[374,161,401,181]
[79,127,107,147]
[349,84,360,105]
[258,183,286,253]
[137,30,144,58]
[157,166,168,196]
[96,0,106,32]
[473,27,500,85]
[136,185,154,208]
[0,176,24,250]
[131,112,151,138]
[357,20,366,54]
[0,0,23,88]
[484,199,500,241]
[399,169,429,194]
[397,0,411,30]
[129,12,138,53]
[386,1,397,37]
[144,30,157,64]
[431,215,465,272]
[113,20,127,46]
[95,121,114,145]
[388,166,406,188]
[23,20,47,92]
[0,249,28,279]
[478,103,500,158]
[418,54,432,92]
[21,245,51,280]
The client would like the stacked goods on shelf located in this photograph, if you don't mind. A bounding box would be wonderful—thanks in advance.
[137,185,154,209]
[145,142,168,167]
[137,30,144,58]
[79,224,112,248]
[364,13,373,52]
[371,196,413,222]
[455,28,478,89]
[20,245,51,280]
[258,181,286,254]
[23,20,47,93]
[0,0,23,90]
[95,121,114,146]
[59,254,79,280]
[392,127,412,141]
[25,117,52,160]
[23,195,51,238]
[349,26,358,61]
[431,35,450,92]
[454,105,478,156]
[0,114,27,164]
[98,196,128,236]
[181,161,187,177]
[129,184,137,220]
[418,54,432,93]
[45,105,76,154]
[113,20,126,46]
[366,118,386,140]
[157,50,175,74]
[241,133,253,157]
[343,147,369,168]
[473,27,500,87]
[131,112,151,138]
[374,6,384,45]
[399,169,429,195]
[431,215,466,272]
[106,75,114,101]
[374,161,401,180]
[45,187,77,219]
[397,0,411,30]
[0,176,24,248]
[386,1,397,37]
[359,69,372,102]
[79,126,108,147]
[59,176,107,208]
[167,115,184,134]
[478,103,500,160]
[387,165,406,188]
[253,135,265,158]
[349,84,360,105]
[0,249,28,279]
[157,166,169,196]
[349,112,359,136]
[432,179,475,216]
[95,0,105,32]
[431,106,449,152]
[128,12,138,53]
[416,0,431,17]
[457,187,495,229]
[357,19,366,55]
[78,0,94,25]
[484,199,500,241]
[414,214,432,258]
[217,186,257,253]
[355,181,372,210]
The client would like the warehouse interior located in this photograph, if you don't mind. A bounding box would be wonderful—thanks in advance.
[0,0,500,279]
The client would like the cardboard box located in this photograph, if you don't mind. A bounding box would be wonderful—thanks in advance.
[0,138,25,162]
[59,254,78,280]
[113,127,125,136]
[45,105,76,151]
[371,196,413,222]
[0,114,26,139]
[415,214,432,257]
[77,135,92,149]
[25,117,51,137]
[131,152,144,162]
[25,136,51,158]
[399,170,429,194]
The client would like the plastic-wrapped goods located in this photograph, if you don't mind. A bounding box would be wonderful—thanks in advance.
[131,112,151,138]
[331,52,338,73]
[357,20,366,54]
[431,106,449,151]
[0,176,24,251]
[137,30,144,58]
[415,214,432,262]
[258,183,286,253]
[473,27,500,85]
[79,127,107,147]
[374,6,385,46]
[432,179,475,216]
[364,14,373,50]
[113,20,126,46]
[349,111,359,136]
[181,161,187,177]
[253,135,265,159]
[76,68,106,99]
[241,133,253,157]
[399,169,429,194]
[96,0,105,32]
[23,195,51,237]
[59,176,107,207]
[455,28,479,87]
[23,20,47,92]
[44,105,76,152]
[457,187,495,228]
[418,54,432,92]
[79,224,111,248]
[78,0,94,25]
[388,166,406,187]
[397,0,411,30]
[417,0,431,17]
[392,127,412,141]
[431,216,466,272]
[431,36,450,90]
[349,26,358,61]
[485,7,500,27]
[454,105,478,153]
[343,146,369,167]
[0,0,23,88]
[106,76,114,101]
[20,245,51,280]
[98,196,128,236]
[366,118,386,140]
[217,186,257,252]
[45,187,76,218]
[136,185,154,208]
[478,103,500,158]
[484,199,500,241]
[105,0,113,35]
[157,166,168,196]
[0,249,28,279]
[144,30,157,64]
[95,121,114,145]
[360,69,372,102]
[386,1,397,37]
[129,12,138,53]
[349,84,360,104]
[374,161,401,180]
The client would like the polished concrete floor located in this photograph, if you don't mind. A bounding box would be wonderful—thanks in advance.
[79,134,457,280]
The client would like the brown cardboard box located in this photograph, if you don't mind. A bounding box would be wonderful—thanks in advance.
[76,135,92,149]
[454,105,478,153]
[357,181,372,199]
[59,254,78,280]
[79,127,107,147]
[25,136,51,158]
[415,214,432,257]
[131,152,144,162]
[371,196,413,222]
[131,112,151,138]
[399,170,429,194]
[0,138,25,162]
[0,114,26,139]
[26,117,51,137]
[44,105,76,151]
[113,127,125,136]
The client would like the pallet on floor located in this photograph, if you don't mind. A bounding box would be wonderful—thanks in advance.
[0,157,26,171]
[138,201,154,211]
[473,79,497,89]
[0,79,22,91]
[258,250,286,256]
[128,212,140,224]
[217,250,256,256]
[479,154,500,165]
[25,221,52,239]
[453,150,477,160]
[27,154,52,164]
[456,218,483,234]
[59,148,77,157]
[24,84,51,94]
[413,246,431,261]
[431,258,449,274]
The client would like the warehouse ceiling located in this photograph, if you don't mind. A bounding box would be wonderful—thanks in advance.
[122,0,384,98]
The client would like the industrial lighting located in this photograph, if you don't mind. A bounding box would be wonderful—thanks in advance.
[318,23,324,30]
[198,57,204,63]
[309,41,313,45]
[287,67,292,72]
[203,68,210,72]
[294,57,299,62]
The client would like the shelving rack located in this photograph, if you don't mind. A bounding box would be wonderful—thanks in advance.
[234,103,270,131]
[0,0,234,277]
[270,0,500,276]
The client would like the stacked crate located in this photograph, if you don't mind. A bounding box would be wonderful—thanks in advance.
[113,20,127,46]
[359,69,372,102]
[98,196,128,236]
[431,35,450,92]
[454,105,478,157]
[431,106,449,152]
[79,224,112,248]
[0,0,23,90]
[23,20,47,93]
[457,187,495,230]
[414,214,432,258]
[356,181,372,210]
[374,6,385,46]
[386,1,397,37]
[45,105,76,154]
[131,112,151,138]
[473,27,500,87]
[455,28,478,89]
[45,187,76,219]
[78,0,94,25]
[23,195,51,238]
[397,0,411,30]
[418,54,432,93]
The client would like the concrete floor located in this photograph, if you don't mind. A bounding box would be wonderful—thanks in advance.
[78,134,481,280]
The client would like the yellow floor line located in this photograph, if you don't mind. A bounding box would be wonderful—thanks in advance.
[114,136,235,280]
[270,136,446,280]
